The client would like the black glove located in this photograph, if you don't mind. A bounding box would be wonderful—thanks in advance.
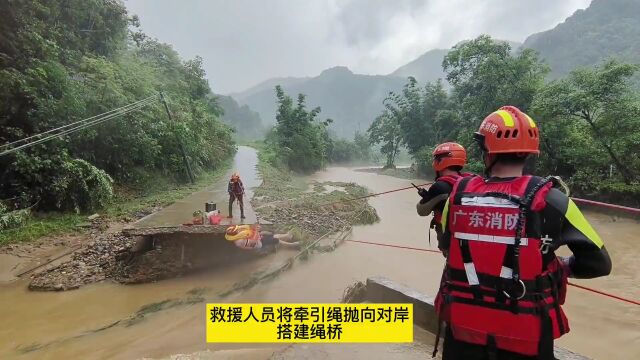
[417,187,428,199]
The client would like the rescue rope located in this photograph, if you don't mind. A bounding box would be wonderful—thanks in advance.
[566,281,640,306]
[319,182,433,207]
[346,239,442,254]
[345,239,640,307]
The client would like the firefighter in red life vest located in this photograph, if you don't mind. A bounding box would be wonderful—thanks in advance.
[435,106,612,360]
[416,142,473,254]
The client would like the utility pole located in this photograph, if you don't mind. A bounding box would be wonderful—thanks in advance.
[159,91,195,183]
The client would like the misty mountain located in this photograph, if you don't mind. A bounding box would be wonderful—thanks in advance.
[390,40,521,84]
[229,76,309,100]
[234,66,406,138]
[523,0,640,78]
[216,95,265,140]
[390,48,449,84]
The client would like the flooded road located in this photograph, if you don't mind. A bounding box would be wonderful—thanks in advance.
[1,164,638,359]
[133,145,261,228]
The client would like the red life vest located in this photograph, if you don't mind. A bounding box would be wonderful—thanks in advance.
[432,172,473,224]
[435,175,569,357]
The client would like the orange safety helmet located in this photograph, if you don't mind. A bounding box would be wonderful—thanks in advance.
[225,224,254,241]
[474,106,539,155]
[432,142,467,172]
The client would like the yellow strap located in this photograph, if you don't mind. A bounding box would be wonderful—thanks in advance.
[495,110,515,127]
[441,198,450,233]
[524,113,537,128]
[565,199,604,248]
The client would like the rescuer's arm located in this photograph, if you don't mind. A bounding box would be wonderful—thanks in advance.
[439,198,452,255]
[543,188,612,279]
[416,181,452,216]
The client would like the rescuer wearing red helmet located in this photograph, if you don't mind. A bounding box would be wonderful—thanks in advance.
[416,142,472,253]
[434,106,612,360]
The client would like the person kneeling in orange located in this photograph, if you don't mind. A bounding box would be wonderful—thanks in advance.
[434,106,612,360]
[225,224,300,251]
[416,142,473,253]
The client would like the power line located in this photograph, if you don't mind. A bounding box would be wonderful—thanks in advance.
[0,98,156,156]
[1,97,157,157]
[0,95,158,150]
[0,97,158,158]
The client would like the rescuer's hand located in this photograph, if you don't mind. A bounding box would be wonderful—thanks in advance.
[558,256,574,278]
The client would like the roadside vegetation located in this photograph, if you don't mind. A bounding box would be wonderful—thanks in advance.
[367,35,640,206]
[0,159,231,246]
[0,1,236,241]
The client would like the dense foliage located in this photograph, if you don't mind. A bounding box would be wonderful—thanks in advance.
[265,85,332,173]
[532,60,640,202]
[369,35,640,205]
[215,94,265,140]
[328,132,371,164]
[0,0,235,212]
[367,110,403,169]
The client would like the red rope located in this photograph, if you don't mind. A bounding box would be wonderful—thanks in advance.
[320,182,433,207]
[567,281,640,306]
[345,239,640,307]
[346,239,443,254]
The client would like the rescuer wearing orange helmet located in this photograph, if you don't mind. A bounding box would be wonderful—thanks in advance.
[228,172,245,219]
[434,106,612,360]
[416,142,472,253]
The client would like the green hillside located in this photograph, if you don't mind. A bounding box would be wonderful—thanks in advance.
[523,0,640,77]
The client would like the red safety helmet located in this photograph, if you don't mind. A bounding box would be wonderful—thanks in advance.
[474,106,540,155]
[432,142,467,172]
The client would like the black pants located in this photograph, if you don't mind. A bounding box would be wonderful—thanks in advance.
[228,193,244,216]
[260,233,278,247]
[442,328,556,360]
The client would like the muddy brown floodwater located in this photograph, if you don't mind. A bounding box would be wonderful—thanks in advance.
[1,164,638,360]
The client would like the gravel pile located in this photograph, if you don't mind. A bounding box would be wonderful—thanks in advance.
[29,232,135,291]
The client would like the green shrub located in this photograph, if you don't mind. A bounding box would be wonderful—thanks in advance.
[49,159,114,212]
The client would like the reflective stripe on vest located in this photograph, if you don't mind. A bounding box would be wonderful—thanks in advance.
[454,232,530,246]
[461,196,520,208]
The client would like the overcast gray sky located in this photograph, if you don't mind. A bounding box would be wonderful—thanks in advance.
[124,0,591,94]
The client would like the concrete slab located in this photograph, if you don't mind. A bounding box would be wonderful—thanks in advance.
[361,277,591,360]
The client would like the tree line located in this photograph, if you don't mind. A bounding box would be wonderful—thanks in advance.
[262,85,372,173]
[368,35,640,205]
[0,0,235,213]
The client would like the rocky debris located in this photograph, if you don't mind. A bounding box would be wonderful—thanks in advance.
[28,230,202,290]
[109,241,193,284]
[28,232,135,291]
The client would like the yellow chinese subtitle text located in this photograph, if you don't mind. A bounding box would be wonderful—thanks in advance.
[206,303,413,343]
